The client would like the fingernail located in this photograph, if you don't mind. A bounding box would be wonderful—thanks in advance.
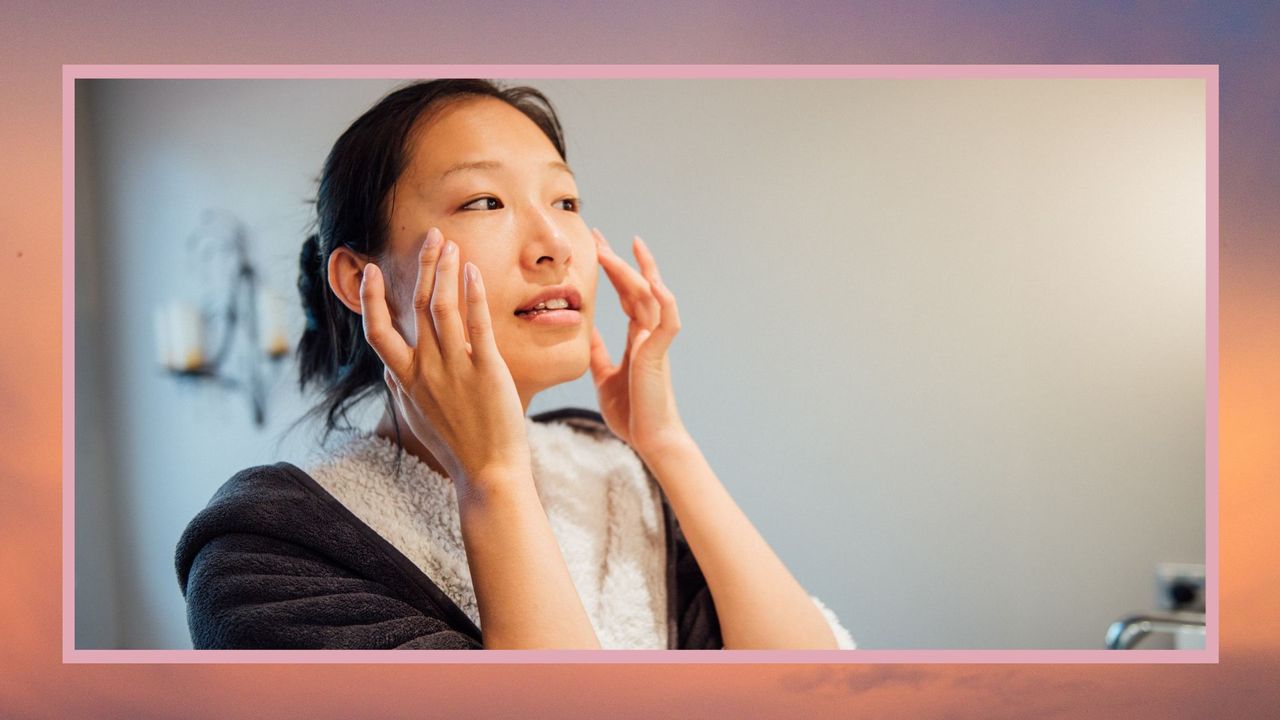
[426,228,442,249]
[442,240,456,256]
[464,262,479,286]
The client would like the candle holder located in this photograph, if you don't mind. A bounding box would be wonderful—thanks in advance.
[155,209,290,427]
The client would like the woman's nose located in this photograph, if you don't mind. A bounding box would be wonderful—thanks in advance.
[520,205,573,268]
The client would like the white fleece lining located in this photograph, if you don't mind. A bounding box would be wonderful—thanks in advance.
[304,417,668,649]
[305,417,856,650]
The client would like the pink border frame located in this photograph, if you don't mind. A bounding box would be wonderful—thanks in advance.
[62,64,1219,664]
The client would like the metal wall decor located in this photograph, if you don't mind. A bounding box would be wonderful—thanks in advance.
[153,209,290,427]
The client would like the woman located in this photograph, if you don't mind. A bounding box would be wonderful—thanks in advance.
[175,79,855,650]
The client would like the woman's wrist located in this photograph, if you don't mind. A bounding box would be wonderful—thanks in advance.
[633,426,698,476]
[454,460,600,649]
[456,461,536,508]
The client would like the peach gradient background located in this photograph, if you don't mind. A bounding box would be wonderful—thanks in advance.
[3,2,1278,717]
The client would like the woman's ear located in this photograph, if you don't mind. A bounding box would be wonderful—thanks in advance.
[327,246,368,315]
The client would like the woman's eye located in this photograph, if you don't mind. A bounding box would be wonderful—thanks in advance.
[557,197,581,212]
[461,197,502,211]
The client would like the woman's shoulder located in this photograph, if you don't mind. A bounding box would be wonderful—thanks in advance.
[183,461,338,532]
[174,461,483,649]
[174,462,358,591]
[202,461,321,506]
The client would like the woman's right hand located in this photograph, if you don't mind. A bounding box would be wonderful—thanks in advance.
[359,227,531,495]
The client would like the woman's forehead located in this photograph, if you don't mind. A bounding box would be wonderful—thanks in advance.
[407,97,560,177]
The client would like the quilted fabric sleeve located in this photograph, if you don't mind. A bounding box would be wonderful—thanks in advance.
[175,463,483,650]
[183,531,482,650]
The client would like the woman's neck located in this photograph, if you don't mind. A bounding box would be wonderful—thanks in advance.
[373,410,451,479]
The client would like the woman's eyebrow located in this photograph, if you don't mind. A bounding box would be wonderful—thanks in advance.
[437,159,574,182]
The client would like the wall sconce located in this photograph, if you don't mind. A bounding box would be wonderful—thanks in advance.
[153,210,290,427]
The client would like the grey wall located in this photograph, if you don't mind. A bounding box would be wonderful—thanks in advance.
[75,78,1205,649]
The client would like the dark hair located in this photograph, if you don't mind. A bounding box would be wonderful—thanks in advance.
[293,79,567,451]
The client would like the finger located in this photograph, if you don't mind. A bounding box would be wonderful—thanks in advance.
[634,237,682,358]
[384,371,410,421]
[617,320,634,379]
[594,228,659,328]
[411,228,446,362]
[596,230,657,325]
[588,325,615,383]
[627,235,665,325]
[384,366,407,400]
[593,228,638,317]
[360,263,412,378]
[430,238,469,365]
[463,261,501,367]
[632,235,664,287]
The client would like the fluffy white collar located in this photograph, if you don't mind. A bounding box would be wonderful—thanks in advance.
[303,416,669,649]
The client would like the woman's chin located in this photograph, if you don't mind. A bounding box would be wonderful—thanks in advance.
[510,344,592,391]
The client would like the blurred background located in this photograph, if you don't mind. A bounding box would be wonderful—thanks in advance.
[74,77,1205,650]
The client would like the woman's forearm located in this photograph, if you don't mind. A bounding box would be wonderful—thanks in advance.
[457,472,600,649]
[639,438,838,649]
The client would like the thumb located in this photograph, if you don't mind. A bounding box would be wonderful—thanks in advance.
[589,326,615,383]
[628,328,652,365]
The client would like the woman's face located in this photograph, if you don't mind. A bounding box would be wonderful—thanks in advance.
[382,96,597,405]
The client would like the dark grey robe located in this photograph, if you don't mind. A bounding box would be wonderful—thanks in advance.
[174,408,722,649]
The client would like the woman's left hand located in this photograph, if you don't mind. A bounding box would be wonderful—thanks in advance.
[589,228,691,458]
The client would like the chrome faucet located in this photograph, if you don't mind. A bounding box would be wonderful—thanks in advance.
[1105,611,1206,649]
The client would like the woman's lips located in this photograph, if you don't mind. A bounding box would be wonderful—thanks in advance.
[515,308,582,327]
